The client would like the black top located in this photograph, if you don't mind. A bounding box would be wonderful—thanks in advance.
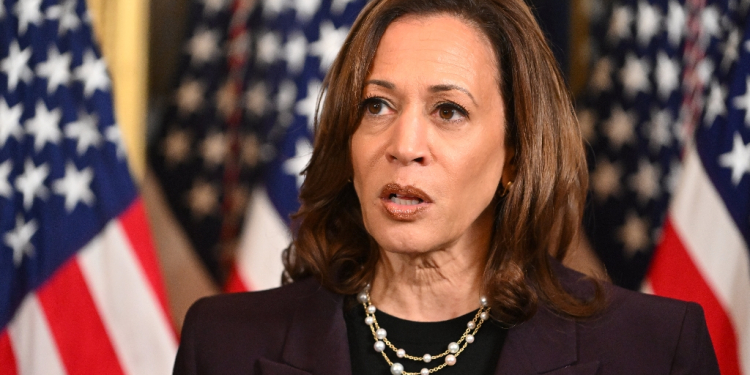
[345,303,508,375]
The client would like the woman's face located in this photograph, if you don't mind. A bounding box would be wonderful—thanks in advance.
[351,14,512,256]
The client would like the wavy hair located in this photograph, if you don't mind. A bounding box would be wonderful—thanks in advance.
[282,0,603,324]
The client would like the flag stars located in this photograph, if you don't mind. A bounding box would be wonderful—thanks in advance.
[215,80,237,119]
[605,106,636,149]
[592,159,622,201]
[647,108,673,152]
[283,138,313,189]
[257,32,282,65]
[53,163,95,212]
[187,180,220,218]
[283,31,308,74]
[105,125,126,159]
[73,50,110,97]
[699,6,721,47]
[201,132,227,167]
[720,29,741,72]
[1,41,34,91]
[163,129,192,166]
[176,79,205,115]
[718,133,750,186]
[590,57,613,93]
[636,1,661,46]
[666,1,685,47]
[65,111,102,154]
[277,79,298,113]
[620,54,651,99]
[46,0,81,36]
[241,134,260,168]
[187,28,221,66]
[26,101,62,152]
[0,99,24,146]
[15,159,49,210]
[655,52,679,100]
[13,0,43,35]
[296,80,322,132]
[200,0,228,15]
[331,0,356,14]
[0,160,13,199]
[619,213,650,257]
[607,5,633,44]
[704,81,727,127]
[732,77,750,127]
[4,215,38,267]
[309,21,349,72]
[291,0,322,23]
[36,46,72,94]
[629,159,661,204]
[245,83,269,116]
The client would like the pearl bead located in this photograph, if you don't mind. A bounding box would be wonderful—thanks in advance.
[397,348,405,358]
[365,316,374,325]
[445,354,456,366]
[466,334,475,343]
[467,321,476,329]
[480,312,489,321]
[376,328,387,339]
[421,369,430,375]
[423,354,432,363]
[390,363,404,375]
[367,305,377,314]
[358,292,368,303]
[480,296,488,307]
[374,341,385,352]
[448,342,459,354]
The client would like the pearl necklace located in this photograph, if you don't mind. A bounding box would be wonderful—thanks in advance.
[357,289,491,375]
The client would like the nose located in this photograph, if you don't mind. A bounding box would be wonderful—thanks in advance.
[385,108,430,165]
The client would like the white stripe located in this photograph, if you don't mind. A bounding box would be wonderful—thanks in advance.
[237,187,291,291]
[670,146,750,374]
[77,218,177,375]
[7,295,67,375]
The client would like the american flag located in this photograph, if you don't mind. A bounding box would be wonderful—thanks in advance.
[582,0,750,373]
[0,0,176,374]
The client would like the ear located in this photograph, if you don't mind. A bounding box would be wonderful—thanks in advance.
[501,144,516,186]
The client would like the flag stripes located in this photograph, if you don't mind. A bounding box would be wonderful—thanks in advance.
[6,297,67,375]
[0,332,18,375]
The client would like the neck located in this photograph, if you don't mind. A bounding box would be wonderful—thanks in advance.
[368,244,487,322]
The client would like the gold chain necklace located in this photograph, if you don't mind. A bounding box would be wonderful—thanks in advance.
[357,289,491,375]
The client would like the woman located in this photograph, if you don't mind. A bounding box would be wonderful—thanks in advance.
[173,0,720,374]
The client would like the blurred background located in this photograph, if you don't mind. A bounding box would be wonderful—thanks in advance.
[1,0,748,374]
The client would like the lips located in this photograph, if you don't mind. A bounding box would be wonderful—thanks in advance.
[379,183,432,220]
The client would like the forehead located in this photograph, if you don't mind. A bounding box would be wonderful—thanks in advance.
[369,13,499,84]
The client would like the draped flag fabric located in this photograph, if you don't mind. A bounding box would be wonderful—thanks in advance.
[0,0,177,373]
[582,0,750,373]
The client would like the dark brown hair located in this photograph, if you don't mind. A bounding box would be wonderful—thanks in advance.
[282,0,603,324]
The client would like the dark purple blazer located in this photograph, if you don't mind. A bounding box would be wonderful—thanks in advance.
[173,265,719,375]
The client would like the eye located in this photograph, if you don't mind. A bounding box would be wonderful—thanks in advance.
[361,97,391,116]
[435,102,468,121]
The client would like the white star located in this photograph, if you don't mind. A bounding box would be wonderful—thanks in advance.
[704,81,726,127]
[577,108,596,141]
[187,179,219,218]
[201,0,228,15]
[592,159,622,201]
[666,1,685,47]
[296,80,322,132]
[605,106,636,149]
[0,99,24,146]
[26,101,62,152]
[187,28,221,66]
[176,79,205,115]
[646,108,673,152]
[636,1,661,46]
[733,77,750,127]
[664,159,682,194]
[718,133,750,185]
[607,5,633,44]
[65,111,102,154]
[74,50,110,97]
[245,82,268,116]
[619,213,649,257]
[331,0,356,14]
[201,132,227,167]
[291,0,321,23]
[629,159,661,204]
[720,29,741,72]
[699,6,721,47]
[283,31,308,74]
[46,0,81,35]
[257,32,281,65]
[695,58,715,88]
[309,21,349,72]
[262,0,286,19]
[4,215,38,267]
[1,41,34,90]
[0,160,14,199]
[283,137,313,188]
[590,57,613,93]
[162,129,192,166]
[105,125,125,159]
[277,79,298,112]
[52,162,94,212]
[13,0,43,35]
[655,52,679,100]
[15,159,49,210]
[0,1,5,19]
[746,40,750,54]
[620,53,650,98]
[35,45,72,94]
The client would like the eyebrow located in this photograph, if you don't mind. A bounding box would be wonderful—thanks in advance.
[363,81,477,105]
[364,80,395,90]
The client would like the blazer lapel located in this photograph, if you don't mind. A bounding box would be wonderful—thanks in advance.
[495,306,599,375]
[279,283,352,375]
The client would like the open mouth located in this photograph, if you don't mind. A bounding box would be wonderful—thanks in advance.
[379,183,432,204]
[388,194,423,206]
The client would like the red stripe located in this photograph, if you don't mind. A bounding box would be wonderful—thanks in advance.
[119,198,176,336]
[36,258,126,375]
[224,262,251,293]
[647,219,741,375]
[0,330,18,375]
